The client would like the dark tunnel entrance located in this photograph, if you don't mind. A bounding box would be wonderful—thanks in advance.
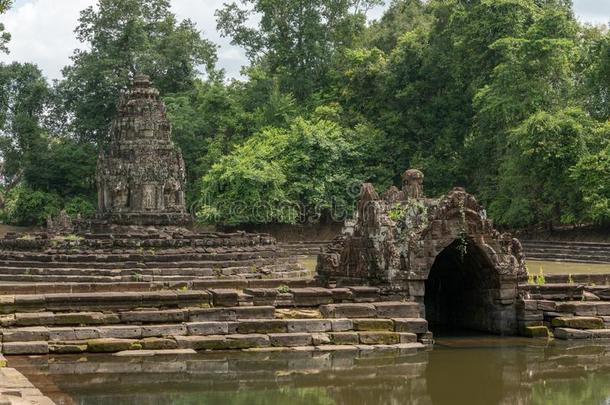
[424,239,502,335]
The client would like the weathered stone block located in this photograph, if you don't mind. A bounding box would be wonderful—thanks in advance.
[319,304,376,319]
[553,328,593,340]
[2,341,49,355]
[120,309,186,323]
[329,332,359,345]
[223,334,270,349]
[236,320,286,334]
[591,329,610,339]
[311,333,331,345]
[551,317,604,330]
[186,322,228,336]
[374,302,420,318]
[140,337,178,350]
[189,308,236,322]
[290,288,334,306]
[348,287,380,302]
[49,343,87,354]
[523,326,550,338]
[210,289,239,307]
[268,333,312,347]
[556,302,597,316]
[330,319,353,332]
[393,318,428,334]
[55,312,119,325]
[141,324,187,338]
[234,306,275,319]
[330,288,353,301]
[2,327,49,342]
[14,312,54,326]
[398,332,417,343]
[352,319,394,331]
[87,338,141,353]
[359,332,400,345]
[596,303,610,316]
[537,300,556,311]
[73,327,101,340]
[286,319,331,333]
[98,325,142,339]
[517,299,538,311]
[175,335,226,350]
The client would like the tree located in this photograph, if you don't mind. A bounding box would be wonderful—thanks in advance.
[216,0,382,100]
[57,0,218,144]
[0,0,12,54]
[197,115,386,225]
[468,4,581,226]
[0,63,50,188]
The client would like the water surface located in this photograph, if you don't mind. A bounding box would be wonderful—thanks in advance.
[12,336,610,405]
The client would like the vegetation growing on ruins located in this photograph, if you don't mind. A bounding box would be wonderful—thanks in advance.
[1,0,610,229]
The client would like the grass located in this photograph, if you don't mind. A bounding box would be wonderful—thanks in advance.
[527,260,610,275]
[300,256,610,275]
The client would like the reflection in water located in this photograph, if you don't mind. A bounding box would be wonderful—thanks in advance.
[11,337,610,405]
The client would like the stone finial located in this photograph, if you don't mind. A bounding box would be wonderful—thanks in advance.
[133,73,152,88]
[383,186,405,203]
[402,169,424,199]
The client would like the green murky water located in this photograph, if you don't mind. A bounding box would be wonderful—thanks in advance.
[12,336,610,405]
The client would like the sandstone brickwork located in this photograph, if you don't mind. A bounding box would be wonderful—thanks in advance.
[96,74,191,226]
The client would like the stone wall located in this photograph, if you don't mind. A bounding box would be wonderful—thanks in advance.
[317,169,526,334]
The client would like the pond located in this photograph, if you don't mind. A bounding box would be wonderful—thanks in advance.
[12,335,610,405]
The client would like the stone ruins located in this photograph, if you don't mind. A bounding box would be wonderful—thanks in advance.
[96,74,191,227]
[0,78,608,366]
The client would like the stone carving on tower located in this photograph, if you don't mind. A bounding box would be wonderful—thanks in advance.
[96,74,192,226]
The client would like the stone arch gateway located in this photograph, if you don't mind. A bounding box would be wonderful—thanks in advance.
[317,169,527,335]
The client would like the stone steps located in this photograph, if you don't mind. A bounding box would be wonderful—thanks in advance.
[0,255,295,269]
[0,314,429,355]
[278,241,328,256]
[522,240,610,263]
[0,278,321,295]
[0,298,429,355]
[0,286,415,314]
[0,262,303,276]
[0,268,312,283]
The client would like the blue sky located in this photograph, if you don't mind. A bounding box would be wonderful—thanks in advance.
[1,0,609,81]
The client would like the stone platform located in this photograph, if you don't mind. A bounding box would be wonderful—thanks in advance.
[0,277,431,355]
[517,275,610,340]
[0,230,308,283]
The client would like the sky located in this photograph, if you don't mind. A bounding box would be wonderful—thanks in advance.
[0,0,609,81]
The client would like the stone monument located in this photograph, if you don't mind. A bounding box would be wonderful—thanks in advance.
[317,168,527,334]
[96,74,191,227]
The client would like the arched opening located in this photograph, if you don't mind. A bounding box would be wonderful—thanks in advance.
[424,239,501,334]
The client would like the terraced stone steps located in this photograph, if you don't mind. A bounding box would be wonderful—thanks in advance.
[517,294,610,339]
[0,278,321,295]
[522,240,610,263]
[279,241,329,256]
[0,299,429,355]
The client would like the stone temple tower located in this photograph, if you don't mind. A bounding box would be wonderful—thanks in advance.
[96,74,192,226]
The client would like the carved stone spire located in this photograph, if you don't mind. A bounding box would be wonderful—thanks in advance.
[96,74,191,226]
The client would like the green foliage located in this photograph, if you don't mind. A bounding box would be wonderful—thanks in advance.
[216,0,382,100]
[3,0,610,231]
[197,116,385,225]
[2,184,61,226]
[0,1,10,53]
[63,196,96,218]
[536,267,546,286]
[57,0,218,143]
[388,204,407,222]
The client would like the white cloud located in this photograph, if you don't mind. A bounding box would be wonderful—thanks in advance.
[0,0,609,82]
[0,0,96,80]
